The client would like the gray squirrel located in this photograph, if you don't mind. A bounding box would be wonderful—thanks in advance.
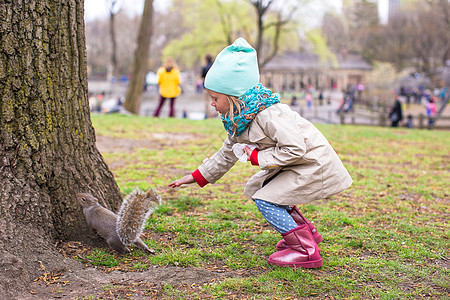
[76,188,161,254]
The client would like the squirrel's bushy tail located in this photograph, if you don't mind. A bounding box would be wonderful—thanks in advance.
[117,188,161,245]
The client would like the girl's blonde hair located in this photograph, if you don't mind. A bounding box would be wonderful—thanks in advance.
[206,89,245,135]
[162,57,178,72]
[225,95,245,136]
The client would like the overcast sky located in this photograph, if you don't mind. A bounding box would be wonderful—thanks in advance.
[84,0,388,25]
[84,0,167,21]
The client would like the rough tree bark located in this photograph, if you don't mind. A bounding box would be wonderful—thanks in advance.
[0,0,122,297]
[124,0,154,114]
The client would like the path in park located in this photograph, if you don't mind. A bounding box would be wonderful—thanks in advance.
[139,89,343,123]
[88,80,449,127]
[89,80,344,124]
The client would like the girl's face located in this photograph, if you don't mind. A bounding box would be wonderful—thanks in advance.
[208,90,230,115]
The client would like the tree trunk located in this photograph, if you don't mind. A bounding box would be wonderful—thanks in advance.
[250,0,267,67]
[0,0,122,296]
[110,11,118,78]
[124,0,154,114]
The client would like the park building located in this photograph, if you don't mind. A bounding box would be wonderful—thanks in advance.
[260,50,373,93]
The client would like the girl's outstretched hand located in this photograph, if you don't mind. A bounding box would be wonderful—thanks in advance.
[168,174,195,188]
[244,145,252,161]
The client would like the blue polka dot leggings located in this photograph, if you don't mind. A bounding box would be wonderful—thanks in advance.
[254,199,297,234]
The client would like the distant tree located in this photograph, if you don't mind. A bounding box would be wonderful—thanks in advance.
[163,0,300,68]
[106,0,123,79]
[367,14,415,71]
[124,0,154,114]
[367,1,450,77]
[162,0,253,68]
[86,18,111,75]
[0,0,122,297]
[321,0,379,59]
[150,6,188,69]
[436,0,450,63]
[321,13,346,53]
[247,0,300,66]
[305,28,338,68]
[86,6,191,78]
[409,1,450,75]
[87,14,159,78]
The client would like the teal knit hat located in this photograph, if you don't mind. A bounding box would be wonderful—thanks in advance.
[205,37,260,97]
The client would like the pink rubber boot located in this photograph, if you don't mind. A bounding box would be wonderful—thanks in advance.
[268,225,323,268]
[276,205,323,251]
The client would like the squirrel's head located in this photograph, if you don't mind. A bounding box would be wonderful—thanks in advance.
[76,193,98,207]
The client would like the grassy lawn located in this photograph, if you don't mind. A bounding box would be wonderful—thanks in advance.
[85,114,448,299]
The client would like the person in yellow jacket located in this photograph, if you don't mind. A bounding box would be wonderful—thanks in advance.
[154,57,181,117]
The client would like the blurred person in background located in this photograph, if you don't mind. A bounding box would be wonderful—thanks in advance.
[389,96,403,127]
[201,54,215,118]
[426,97,437,127]
[154,57,181,117]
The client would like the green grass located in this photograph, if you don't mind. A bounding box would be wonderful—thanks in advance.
[81,249,120,267]
[89,114,449,299]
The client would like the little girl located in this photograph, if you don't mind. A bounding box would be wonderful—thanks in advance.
[169,38,352,268]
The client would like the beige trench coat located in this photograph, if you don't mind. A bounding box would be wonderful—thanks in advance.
[197,103,352,205]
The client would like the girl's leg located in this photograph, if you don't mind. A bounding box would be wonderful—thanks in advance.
[254,199,323,268]
[153,96,166,117]
[169,97,176,117]
[254,199,297,234]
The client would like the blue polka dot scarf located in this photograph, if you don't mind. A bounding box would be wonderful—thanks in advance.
[221,83,280,136]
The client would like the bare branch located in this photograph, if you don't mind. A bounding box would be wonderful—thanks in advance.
[215,0,233,44]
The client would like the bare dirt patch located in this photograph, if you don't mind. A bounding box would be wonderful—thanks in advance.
[23,258,236,299]
[96,132,202,153]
